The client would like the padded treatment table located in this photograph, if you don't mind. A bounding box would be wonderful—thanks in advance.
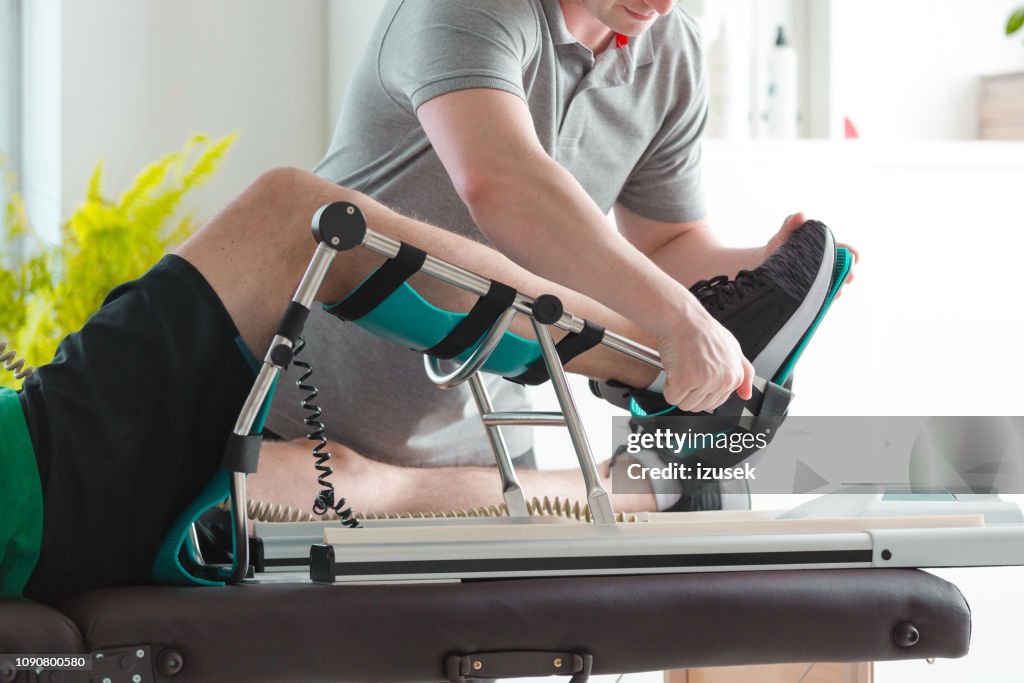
[0,569,970,682]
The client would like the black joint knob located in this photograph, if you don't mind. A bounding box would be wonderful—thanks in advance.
[157,648,185,676]
[532,295,564,325]
[270,344,294,367]
[313,202,367,251]
[894,622,920,648]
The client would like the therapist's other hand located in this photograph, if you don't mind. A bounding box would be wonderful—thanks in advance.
[765,212,859,294]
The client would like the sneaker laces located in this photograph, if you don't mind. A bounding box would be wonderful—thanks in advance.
[690,270,767,312]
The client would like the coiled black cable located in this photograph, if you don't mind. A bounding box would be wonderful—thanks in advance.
[292,337,359,528]
[1,339,34,380]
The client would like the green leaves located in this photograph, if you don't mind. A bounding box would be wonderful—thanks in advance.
[1008,7,1024,36]
[1,133,235,389]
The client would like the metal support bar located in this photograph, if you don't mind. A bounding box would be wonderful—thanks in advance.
[187,523,207,567]
[226,362,280,584]
[531,318,616,525]
[467,373,530,518]
[226,243,340,584]
[423,307,517,389]
[482,412,567,427]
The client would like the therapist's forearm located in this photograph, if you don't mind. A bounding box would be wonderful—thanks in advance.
[648,222,766,288]
[463,157,700,336]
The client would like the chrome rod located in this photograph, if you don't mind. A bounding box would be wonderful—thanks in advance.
[188,523,207,567]
[531,318,616,526]
[482,412,567,427]
[294,244,340,308]
[423,307,517,389]
[227,240,340,585]
[228,472,249,583]
[232,363,279,434]
[467,373,530,518]
[227,360,281,584]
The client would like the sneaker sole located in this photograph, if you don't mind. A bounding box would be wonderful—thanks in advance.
[751,226,837,379]
[772,245,853,385]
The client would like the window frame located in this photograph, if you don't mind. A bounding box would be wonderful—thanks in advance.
[0,0,23,179]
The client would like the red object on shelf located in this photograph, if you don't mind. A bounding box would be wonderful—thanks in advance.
[844,117,860,139]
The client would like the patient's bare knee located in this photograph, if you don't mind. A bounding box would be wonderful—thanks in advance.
[247,166,356,212]
[207,167,359,257]
[246,166,318,210]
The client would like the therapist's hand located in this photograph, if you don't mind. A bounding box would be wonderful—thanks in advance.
[654,303,754,413]
[764,212,859,293]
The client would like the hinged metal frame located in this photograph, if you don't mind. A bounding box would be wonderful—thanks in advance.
[212,201,740,583]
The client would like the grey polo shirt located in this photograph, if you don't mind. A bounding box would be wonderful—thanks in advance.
[266,0,709,467]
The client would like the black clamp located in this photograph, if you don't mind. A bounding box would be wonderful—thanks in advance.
[222,433,263,473]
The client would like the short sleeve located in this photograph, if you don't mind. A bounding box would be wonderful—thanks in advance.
[617,33,710,224]
[378,0,541,113]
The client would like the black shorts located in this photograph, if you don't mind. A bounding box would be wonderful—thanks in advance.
[19,255,256,602]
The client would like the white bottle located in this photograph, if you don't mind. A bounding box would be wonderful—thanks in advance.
[706,21,751,139]
[765,26,799,139]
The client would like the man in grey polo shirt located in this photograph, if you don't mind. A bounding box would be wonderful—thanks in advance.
[265,0,811,510]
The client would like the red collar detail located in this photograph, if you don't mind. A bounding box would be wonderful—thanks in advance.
[614,33,629,48]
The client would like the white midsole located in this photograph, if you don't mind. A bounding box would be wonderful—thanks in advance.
[752,228,836,378]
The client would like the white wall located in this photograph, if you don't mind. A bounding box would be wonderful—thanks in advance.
[325,1,386,135]
[27,0,330,239]
[831,0,1024,140]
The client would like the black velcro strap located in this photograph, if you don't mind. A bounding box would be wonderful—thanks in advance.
[509,320,606,386]
[712,376,792,433]
[424,280,518,359]
[326,242,427,321]
[222,433,263,473]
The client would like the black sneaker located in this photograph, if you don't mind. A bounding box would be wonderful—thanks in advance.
[690,219,838,381]
[600,221,850,512]
[592,220,850,414]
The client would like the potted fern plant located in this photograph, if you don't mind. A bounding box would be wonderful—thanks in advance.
[1,133,235,389]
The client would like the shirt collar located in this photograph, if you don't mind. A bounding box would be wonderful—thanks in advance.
[631,29,655,67]
[540,0,577,45]
[540,0,656,67]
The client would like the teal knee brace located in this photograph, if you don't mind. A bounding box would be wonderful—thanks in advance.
[323,241,605,385]
[326,281,543,378]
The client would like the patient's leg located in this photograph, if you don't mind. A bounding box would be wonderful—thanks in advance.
[176,167,660,388]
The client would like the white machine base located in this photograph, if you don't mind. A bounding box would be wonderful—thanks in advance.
[297,494,1024,584]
